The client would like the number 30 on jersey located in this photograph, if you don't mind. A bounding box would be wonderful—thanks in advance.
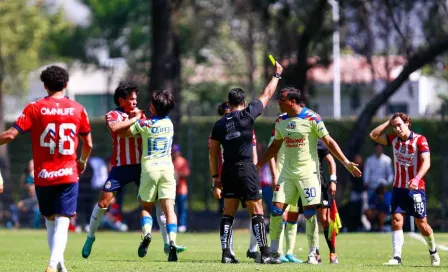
[40,123,76,155]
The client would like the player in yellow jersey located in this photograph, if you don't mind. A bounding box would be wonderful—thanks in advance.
[121,90,181,262]
[257,87,361,264]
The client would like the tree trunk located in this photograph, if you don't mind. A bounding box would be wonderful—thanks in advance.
[294,0,328,103]
[149,0,182,142]
[337,38,448,198]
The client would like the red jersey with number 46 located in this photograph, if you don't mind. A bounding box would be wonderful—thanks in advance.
[13,97,91,186]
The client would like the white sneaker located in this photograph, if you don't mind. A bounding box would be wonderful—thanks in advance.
[307,253,319,265]
[178,226,187,233]
[383,256,402,266]
[430,252,440,266]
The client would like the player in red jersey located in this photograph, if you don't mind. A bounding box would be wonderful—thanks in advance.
[82,81,185,259]
[0,66,92,272]
[370,112,440,266]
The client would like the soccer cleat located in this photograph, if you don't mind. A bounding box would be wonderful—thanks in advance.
[57,263,68,272]
[221,254,239,263]
[307,253,319,265]
[168,241,178,262]
[81,236,95,258]
[255,253,282,264]
[45,267,56,272]
[246,249,260,260]
[138,233,152,258]
[330,253,339,264]
[383,256,402,266]
[164,243,187,254]
[279,254,289,263]
[430,251,440,266]
[285,254,303,263]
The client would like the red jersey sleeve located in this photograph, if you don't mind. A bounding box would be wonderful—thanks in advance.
[417,135,430,153]
[79,107,91,135]
[105,111,120,124]
[252,130,257,146]
[13,103,35,134]
[386,134,396,146]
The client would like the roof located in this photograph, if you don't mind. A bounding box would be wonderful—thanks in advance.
[307,55,407,84]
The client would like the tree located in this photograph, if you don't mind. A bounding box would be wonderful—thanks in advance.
[149,0,183,142]
[0,1,50,160]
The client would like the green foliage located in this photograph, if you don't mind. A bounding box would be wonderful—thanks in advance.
[0,1,49,94]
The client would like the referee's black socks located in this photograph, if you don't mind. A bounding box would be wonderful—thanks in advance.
[220,215,234,255]
[251,214,269,257]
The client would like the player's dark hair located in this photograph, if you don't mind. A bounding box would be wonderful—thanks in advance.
[228,88,245,107]
[280,87,302,105]
[217,102,229,116]
[151,90,175,117]
[113,81,139,107]
[40,65,69,92]
[392,112,411,128]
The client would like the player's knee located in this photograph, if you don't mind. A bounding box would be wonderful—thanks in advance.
[303,208,317,219]
[272,205,283,217]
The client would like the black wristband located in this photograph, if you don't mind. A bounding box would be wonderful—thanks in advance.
[274,73,282,79]
[212,174,219,178]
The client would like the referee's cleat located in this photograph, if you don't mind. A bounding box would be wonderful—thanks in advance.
[246,249,260,260]
[164,243,187,254]
[255,254,282,264]
[383,256,402,266]
[221,254,240,263]
[168,241,178,262]
[81,236,95,258]
[138,233,152,258]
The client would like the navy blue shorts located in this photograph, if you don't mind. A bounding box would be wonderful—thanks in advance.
[36,183,79,217]
[391,187,427,219]
[103,164,141,193]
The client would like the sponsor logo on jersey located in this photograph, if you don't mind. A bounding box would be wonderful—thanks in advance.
[38,168,73,179]
[41,107,75,116]
[150,126,172,134]
[284,137,305,148]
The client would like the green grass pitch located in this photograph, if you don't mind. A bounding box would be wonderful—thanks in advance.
[0,230,447,271]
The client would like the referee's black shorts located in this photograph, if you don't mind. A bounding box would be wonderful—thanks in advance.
[221,161,262,201]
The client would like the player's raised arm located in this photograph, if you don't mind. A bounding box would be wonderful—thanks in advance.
[369,120,390,145]
[258,62,283,107]
[321,134,362,177]
[108,109,143,133]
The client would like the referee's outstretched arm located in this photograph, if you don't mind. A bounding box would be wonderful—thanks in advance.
[258,62,283,107]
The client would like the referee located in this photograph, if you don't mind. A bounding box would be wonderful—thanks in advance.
[209,62,283,264]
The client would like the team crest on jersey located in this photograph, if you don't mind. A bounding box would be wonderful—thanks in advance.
[105,180,111,189]
[287,121,296,130]
[225,121,235,133]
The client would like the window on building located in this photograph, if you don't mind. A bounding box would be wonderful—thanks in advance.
[75,94,115,117]
[388,103,408,114]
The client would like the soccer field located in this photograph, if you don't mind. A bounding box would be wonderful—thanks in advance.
[0,230,447,272]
